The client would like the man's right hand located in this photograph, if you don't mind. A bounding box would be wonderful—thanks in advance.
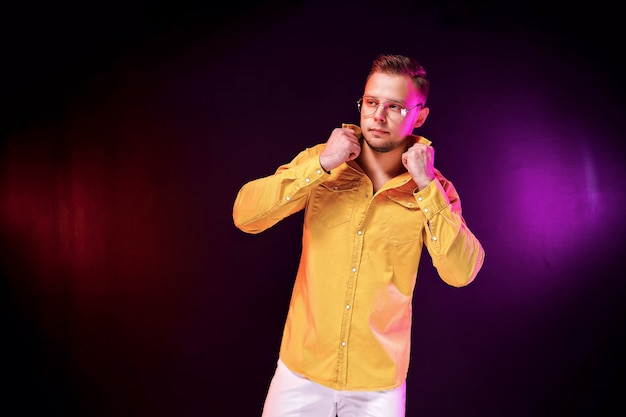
[319,127,361,172]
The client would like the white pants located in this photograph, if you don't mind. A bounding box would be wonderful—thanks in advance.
[261,359,406,417]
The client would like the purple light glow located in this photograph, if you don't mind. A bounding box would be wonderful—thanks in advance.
[468,77,626,299]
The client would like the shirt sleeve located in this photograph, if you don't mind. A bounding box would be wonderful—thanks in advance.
[232,145,329,234]
[414,171,485,287]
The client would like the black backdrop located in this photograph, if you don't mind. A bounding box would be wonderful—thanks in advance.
[2,1,625,416]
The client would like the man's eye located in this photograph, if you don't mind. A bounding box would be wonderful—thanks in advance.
[387,103,403,112]
[365,99,378,107]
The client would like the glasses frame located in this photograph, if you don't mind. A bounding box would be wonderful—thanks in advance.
[357,96,423,121]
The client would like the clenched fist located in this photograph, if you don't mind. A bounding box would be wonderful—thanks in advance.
[319,127,362,172]
[402,142,435,190]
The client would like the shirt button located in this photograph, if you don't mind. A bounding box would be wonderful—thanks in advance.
[417,196,423,202]
[407,202,412,206]
[357,230,362,235]
[345,305,350,310]
[286,196,291,201]
[305,178,310,183]
[423,208,429,213]
[432,236,438,241]
[341,342,346,347]
[317,169,322,174]
[352,267,357,273]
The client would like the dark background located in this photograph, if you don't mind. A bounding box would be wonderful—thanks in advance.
[2,1,625,416]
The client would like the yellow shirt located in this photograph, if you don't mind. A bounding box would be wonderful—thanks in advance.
[232,128,485,391]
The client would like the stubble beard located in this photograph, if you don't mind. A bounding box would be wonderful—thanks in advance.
[363,135,409,154]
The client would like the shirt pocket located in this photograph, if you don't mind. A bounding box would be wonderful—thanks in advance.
[310,179,362,228]
[382,190,423,246]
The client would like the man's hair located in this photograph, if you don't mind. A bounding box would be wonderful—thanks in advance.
[368,54,430,104]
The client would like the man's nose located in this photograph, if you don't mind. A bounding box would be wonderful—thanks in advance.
[373,104,386,120]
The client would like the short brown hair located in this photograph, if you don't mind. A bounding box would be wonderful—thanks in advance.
[368,54,430,103]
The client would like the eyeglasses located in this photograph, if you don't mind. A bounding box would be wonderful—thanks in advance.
[357,96,423,122]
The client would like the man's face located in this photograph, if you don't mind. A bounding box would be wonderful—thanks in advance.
[360,72,426,152]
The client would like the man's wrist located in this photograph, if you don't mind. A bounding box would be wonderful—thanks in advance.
[319,156,331,174]
[414,176,434,190]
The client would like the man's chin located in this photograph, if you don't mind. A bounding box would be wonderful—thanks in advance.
[363,135,406,153]
[363,137,395,153]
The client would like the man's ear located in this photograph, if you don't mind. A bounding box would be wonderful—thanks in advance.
[413,107,429,128]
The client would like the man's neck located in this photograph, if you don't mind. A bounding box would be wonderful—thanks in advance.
[356,144,407,192]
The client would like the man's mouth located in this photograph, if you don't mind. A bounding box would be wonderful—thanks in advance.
[368,128,388,135]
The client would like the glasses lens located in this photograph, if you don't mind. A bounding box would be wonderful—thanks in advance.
[358,97,408,122]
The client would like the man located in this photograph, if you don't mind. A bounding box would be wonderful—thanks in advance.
[233,54,485,417]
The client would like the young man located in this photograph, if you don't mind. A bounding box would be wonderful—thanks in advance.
[233,54,485,417]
